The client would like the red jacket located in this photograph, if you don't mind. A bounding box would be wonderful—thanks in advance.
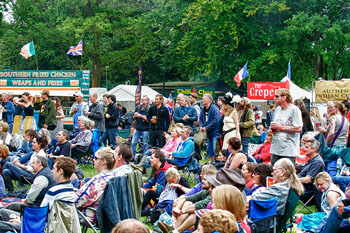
[253,143,271,164]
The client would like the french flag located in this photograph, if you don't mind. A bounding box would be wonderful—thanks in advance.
[234,62,248,87]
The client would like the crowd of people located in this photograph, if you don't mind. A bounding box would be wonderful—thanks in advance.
[0,88,349,233]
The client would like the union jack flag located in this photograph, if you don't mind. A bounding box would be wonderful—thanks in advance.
[166,93,173,116]
[66,40,83,56]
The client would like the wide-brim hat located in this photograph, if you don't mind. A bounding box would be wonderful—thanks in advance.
[205,174,221,187]
[73,91,83,97]
[206,168,245,191]
[224,92,234,106]
[190,93,199,99]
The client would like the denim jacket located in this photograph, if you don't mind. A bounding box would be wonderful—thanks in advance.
[96,176,134,233]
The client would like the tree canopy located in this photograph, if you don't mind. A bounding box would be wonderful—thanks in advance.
[0,0,350,89]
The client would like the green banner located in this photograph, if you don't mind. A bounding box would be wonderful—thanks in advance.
[0,70,90,101]
[174,87,215,98]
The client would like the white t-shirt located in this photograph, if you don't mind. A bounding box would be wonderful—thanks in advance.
[270,104,302,157]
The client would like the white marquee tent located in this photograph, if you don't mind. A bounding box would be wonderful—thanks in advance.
[106,84,167,111]
[280,77,312,100]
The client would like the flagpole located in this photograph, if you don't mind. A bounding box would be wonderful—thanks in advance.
[34,53,38,70]
[80,38,83,70]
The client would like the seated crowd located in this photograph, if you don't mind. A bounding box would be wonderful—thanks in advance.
[1,88,350,233]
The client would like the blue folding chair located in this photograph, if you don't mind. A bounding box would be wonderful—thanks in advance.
[21,205,49,233]
[249,197,278,233]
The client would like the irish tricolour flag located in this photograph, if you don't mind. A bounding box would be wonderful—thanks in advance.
[234,62,248,87]
[20,42,35,59]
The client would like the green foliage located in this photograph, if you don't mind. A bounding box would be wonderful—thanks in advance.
[0,0,350,88]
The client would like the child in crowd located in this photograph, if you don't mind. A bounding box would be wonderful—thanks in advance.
[143,167,189,223]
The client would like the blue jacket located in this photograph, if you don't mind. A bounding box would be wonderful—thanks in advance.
[173,106,198,128]
[96,176,134,233]
[173,137,194,166]
[19,140,33,154]
[2,101,15,123]
[143,161,173,190]
[199,103,220,137]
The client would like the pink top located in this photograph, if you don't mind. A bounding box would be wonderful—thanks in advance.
[161,137,182,156]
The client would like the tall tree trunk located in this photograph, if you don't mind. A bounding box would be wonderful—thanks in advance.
[91,32,101,87]
[313,56,320,78]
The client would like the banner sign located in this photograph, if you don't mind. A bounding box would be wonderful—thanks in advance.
[0,78,79,87]
[248,82,289,100]
[135,65,142,107]
[174,87,215,98]
[315,80,350,102]
[0,70,90,101]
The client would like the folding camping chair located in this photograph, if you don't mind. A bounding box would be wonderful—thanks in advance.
[276,188,300,233]
[249,197,278,233]
[21,205,49,233]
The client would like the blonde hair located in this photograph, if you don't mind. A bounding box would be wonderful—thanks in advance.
[276,88,292,103]
[199,209,238,233]
[0,122,9,133]
[315,171,332,186]
[310,107,322,121]
[112,219,150,233]
[95,147,116,170]
[201,164,218,175]
[174,123,184,128]
[165,167,179,182]
[173,127,183,137]
[275,158,304,195]
[212,185,245,222]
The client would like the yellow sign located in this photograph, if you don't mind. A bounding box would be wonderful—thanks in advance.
[174,87,215,98]
[315,80,350,102]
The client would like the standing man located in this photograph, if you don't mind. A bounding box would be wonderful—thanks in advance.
[7,92,13,103]
[86,93,105,135]
[147,94,170,148]
[102,94,109,114]
[101,94,119,147]
[131,95,150,158]
[0,93,15,133]
[199,94,220,162]
[70,91,89,129]
[238,97,255,154]
[270,88,302,165]
[189,93,201,128]
[36,90,56,130]
[173,94,198,129]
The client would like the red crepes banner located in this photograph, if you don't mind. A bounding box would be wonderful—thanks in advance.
[135,65,142,108]
[247,81,290,100]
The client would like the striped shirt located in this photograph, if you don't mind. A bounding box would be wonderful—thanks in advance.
[40,181,75,210]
